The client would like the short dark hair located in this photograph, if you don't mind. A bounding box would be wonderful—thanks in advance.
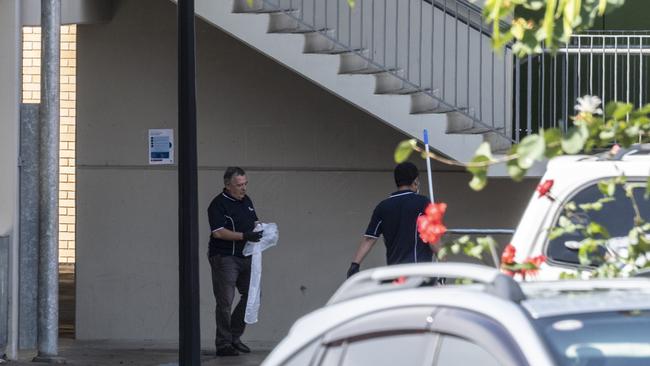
[224,166,246,186]
[394,162,419,186]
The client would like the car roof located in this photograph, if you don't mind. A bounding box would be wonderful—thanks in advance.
[264,263,650,366]
[546,143,650,169]
[521,279,650,318]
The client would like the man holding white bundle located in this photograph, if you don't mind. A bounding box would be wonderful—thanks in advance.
[207,167,263,357]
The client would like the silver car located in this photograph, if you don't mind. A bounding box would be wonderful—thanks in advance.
[262,263,650,366]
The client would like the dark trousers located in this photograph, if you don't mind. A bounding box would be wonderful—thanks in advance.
[209,254,251,348]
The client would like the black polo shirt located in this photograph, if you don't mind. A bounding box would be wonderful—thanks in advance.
[365,190,433,265]
[207,190,259,258]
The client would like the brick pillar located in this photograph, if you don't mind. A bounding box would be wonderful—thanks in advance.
[22,25,77,264]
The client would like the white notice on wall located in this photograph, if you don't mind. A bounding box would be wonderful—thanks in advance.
[148,129,174,164]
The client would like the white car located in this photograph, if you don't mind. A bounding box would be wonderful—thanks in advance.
[262,263,650,366]
[510,144,650,279]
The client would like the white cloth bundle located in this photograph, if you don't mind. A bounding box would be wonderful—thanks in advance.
[243,223,278,324]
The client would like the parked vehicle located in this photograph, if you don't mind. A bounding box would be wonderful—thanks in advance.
[510,144,650,279]
[262,262,650,366]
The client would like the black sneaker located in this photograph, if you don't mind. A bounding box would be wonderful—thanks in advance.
[216,345,239,357]
[232,340,251,353]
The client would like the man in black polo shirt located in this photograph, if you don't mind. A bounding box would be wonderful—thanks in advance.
[208,167,263,357]
[347,162,433,277]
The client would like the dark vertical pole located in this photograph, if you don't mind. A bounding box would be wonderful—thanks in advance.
[178,0,200,365]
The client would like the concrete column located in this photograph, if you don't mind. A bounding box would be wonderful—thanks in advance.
[34,0,63,363]
[20,104,40,350]
[0,0,22,361]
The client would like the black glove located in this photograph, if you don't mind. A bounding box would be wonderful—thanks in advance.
[243,230,263,242]
[347,262,360,278]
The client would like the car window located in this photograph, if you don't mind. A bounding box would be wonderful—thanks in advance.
[338,332,435,366]
[547,181,650,265]
[282,338,321,366]
[434,335,502,366]
[319,345,345,366]
[534,310,650,366]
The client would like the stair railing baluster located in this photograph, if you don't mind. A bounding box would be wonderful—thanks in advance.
[395,0,399,70]
[478,6,482,123]
[431,0,435,98]
[515,57,521,142]
[454,0,458,107]
[418,0,423,87]
[640,36,644,108]
[466,4,470,114]
[442,0,447,100]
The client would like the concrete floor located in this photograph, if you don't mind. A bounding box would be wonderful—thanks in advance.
[7,339,270,365]
[2,265,270,365]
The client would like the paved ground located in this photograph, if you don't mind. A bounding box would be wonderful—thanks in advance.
[5,339,270,365]
[3,266,271,365]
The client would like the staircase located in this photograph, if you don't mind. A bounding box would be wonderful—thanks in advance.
[190,0,516,165]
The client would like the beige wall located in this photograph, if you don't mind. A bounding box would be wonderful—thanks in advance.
[75,0,536,344]
[22,25,77,263]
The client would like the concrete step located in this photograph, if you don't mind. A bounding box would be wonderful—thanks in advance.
[483,131,512,154]
[338,50,385,74]
[303,29,351,54]
[267,10,316,33]
[232,0,290,14]
[410,90,456,114]
[445,111,490,134]
[373,71,422,95]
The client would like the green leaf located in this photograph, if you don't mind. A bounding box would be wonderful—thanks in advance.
[544,128,563,158]
[611,103,634,120]
[598,179,616,197]
[476,236,498,251]
[580,201,603,211]
[542,0,558,48]
[246,0,254,7]
[549,227,566,240]
[507,159,526,182]
[598,0,607,14]
[517,134,546,169]
[564,201,577,211]
[437,246,449,260]
[474,142,494,162]
[394,139,416,163]
[646,177,650,199]
[469,173,488,191]
[561,123,589,154]
[468,154,490,191]
[629,227,640,245]
[587,222,610,238]
[465,244,485,260]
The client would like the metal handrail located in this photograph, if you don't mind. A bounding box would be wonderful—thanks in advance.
[515,32,650,141]
[447,228,515,235]
[261,0,515,143]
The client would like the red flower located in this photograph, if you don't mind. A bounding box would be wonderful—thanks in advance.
[501,244,516,265]
[417,203,448,245]
[425,202,447,222]
[520,255,547,278]
[536,179,554,198]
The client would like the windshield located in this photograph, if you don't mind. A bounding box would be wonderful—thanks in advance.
[547,181,650,265]
[535,310,650,366]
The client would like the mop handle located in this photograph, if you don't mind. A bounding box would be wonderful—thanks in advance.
[423,129,435,203]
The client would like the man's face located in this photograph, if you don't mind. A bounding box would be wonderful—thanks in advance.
[226,174,248,200]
